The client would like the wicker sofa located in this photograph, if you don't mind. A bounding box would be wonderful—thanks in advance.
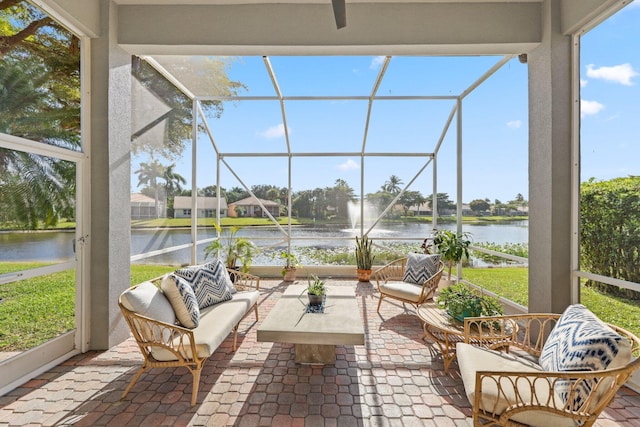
[456,304,640,426]
[118,261,260,406]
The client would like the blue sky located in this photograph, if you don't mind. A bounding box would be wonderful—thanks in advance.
[135,2,639,205]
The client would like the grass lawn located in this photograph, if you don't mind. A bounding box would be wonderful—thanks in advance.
[0,262,175,351]
[1,262,638,352]
[1,215,527,231]
[464,267,640,337]
[0,263,76,351]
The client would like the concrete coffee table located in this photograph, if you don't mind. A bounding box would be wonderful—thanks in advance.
[257,284,365,364]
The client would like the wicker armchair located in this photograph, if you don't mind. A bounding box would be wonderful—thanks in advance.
[457,312,640,427]
[373,257,444,313]
[119,269,260,406]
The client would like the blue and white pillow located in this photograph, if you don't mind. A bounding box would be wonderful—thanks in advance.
[539,304,631,410]
[402,253,441,285]
[174,259,233,309]
[160,274,200,328]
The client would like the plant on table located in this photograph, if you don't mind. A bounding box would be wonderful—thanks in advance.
[355,235,376,282]
[307,274,326,295]
[306,274,327,306]
[204,223,257,273]
[433,230,472,281]
[436,282,503,322]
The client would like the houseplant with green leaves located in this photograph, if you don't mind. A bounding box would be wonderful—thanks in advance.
[305,274,327,306]
[436,282,503,322]
[280,251,301,281]
[355,235,375,282]
[433,230,472,281]
[204,223,257,273]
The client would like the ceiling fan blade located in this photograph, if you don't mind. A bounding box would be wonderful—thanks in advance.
[332,0,346,29]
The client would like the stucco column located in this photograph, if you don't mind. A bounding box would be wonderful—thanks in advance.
[90,0,131,349]
[527,0,573,313]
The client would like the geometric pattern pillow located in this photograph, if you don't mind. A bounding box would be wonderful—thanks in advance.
[212,260,237,294]
[174,260,232,309]
[539,304,631,410]
[402,253,441,285]
[160,274,200,328]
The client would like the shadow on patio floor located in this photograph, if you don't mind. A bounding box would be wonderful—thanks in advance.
[0,279,638,426]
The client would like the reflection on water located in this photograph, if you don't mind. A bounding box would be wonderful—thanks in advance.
[0,221,528,264]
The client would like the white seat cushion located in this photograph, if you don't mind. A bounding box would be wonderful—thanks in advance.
[151,290,259,361]
[120,281,176,326]
[456,342,575,427]
[379,281,423,303]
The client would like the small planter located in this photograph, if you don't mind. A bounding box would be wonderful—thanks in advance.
[448,305,482,323]
[357,268,372,282]
[308,293,324,306]
[355,235,375,282]
[283,267,297,282]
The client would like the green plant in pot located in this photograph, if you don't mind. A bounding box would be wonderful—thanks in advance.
[433,230,472,281]
[306,274,327,306]
[204,223,257,273]
[436,282,503,322]
[280,251,301,281]
[355,235,375,282]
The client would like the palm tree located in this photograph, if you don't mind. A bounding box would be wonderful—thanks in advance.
[161,164,186,218]
[382,175,404,195]
[329,179,356,219]
[135,160,165,218]
[0,59,79,228]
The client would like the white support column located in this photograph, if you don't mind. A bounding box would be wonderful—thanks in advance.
[432,155,438,230]
[527,0,574,313]
[191,99,198,263]
[456,98,463,281]
[90,0,132,348]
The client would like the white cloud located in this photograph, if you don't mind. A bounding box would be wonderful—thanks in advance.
[507,120,522,129]
[258,123,287,139]
[586,63,638,86]
[580,79,588,88]
[581,99,605,117]
[370,56,386,70]
[337,159,359,172]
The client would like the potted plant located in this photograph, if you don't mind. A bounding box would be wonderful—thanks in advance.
[355,235,375,282]
[306,274,326,306]
[280,251,301,281]
[204,223,257,273]
[436,282,503,322]
[433,230,472,281]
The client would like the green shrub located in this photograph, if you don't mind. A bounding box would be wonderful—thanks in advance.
[581,177,640,299]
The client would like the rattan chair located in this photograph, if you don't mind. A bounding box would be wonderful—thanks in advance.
[373,257,444,313]
[119,269,260,406]
[458,313,640,427]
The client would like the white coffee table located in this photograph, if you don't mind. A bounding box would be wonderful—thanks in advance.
[257,284,365,364]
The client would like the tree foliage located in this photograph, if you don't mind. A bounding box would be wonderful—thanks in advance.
[580,177,640,299]
[0,0,80,228]
[426,193,455,215]
[470,199,490,213]
[131,56,246,160]
[398,190,426,216]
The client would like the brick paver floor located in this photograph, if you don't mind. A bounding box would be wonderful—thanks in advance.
[1,279,639,426]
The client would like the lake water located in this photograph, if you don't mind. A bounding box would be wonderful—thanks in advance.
[0,221,528,265]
